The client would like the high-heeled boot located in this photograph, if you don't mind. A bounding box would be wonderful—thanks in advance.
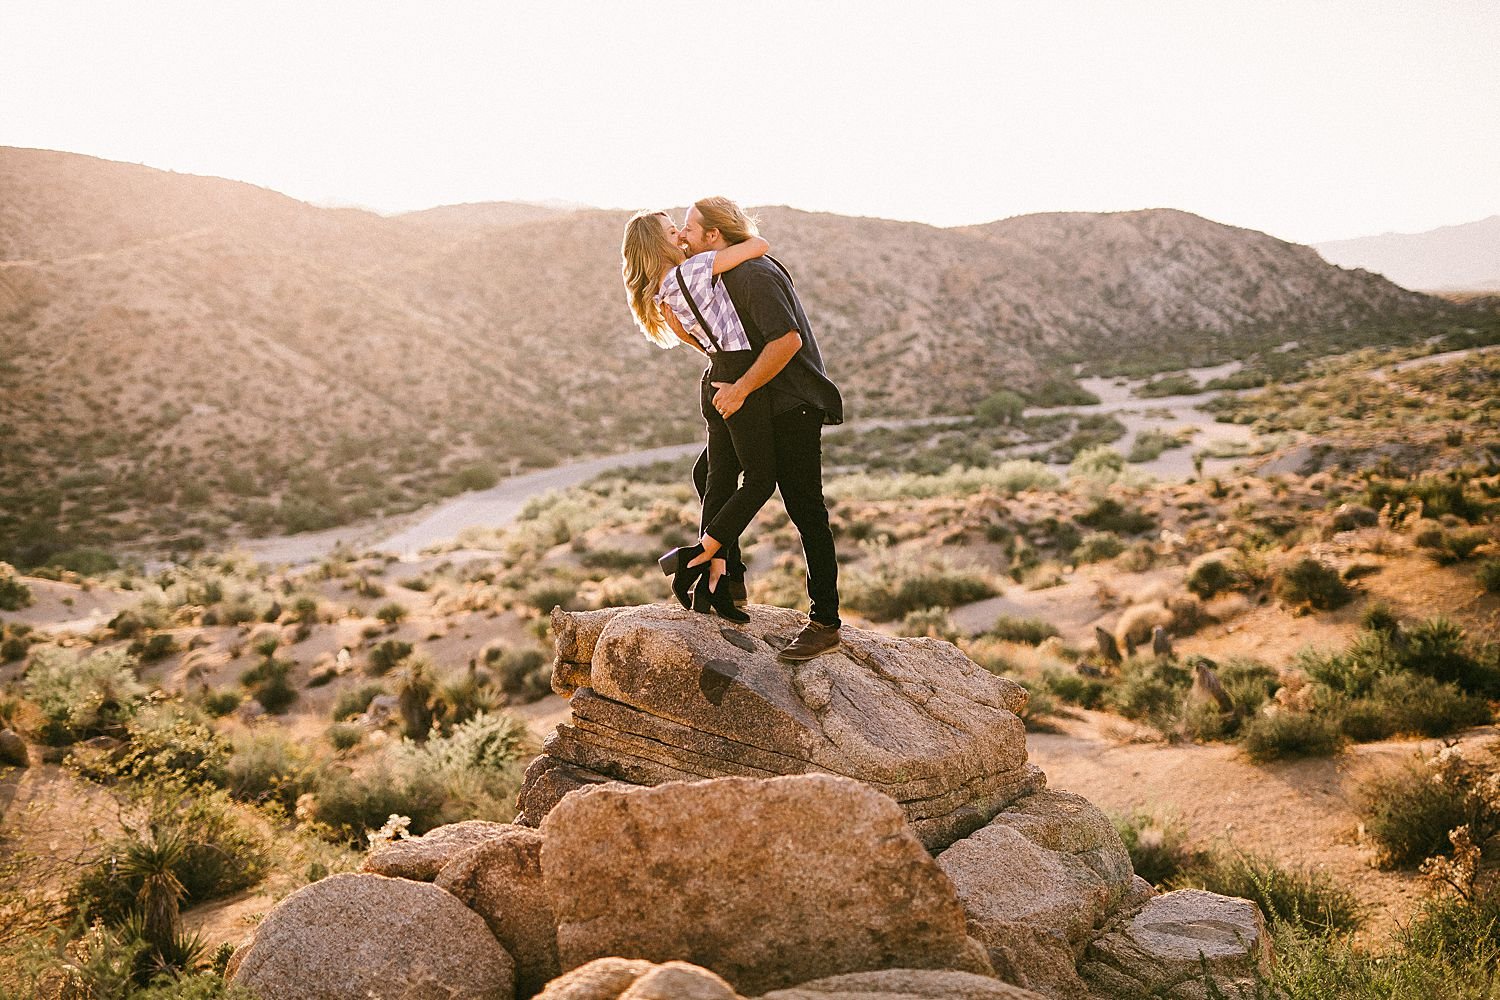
[658,543,710,609]
[692,575,751,624]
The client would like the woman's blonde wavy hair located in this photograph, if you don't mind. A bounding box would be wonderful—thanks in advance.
[621,210,681,348]
[693,196,759,245]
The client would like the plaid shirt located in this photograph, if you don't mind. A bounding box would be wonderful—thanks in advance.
[656,251,752,353]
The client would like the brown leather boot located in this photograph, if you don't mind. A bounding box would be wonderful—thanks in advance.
[778,620,841,662]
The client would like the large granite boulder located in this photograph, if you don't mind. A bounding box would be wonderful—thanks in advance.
[754,969,1047,999]
[522,604,1043,850]
[1078,889,1271,999]
[228,872,514,1000]
[362,819,518,880]
[539,773,992,996]
[435,828,559,999]
[535,958,743,1000]
[937,790,1145,998]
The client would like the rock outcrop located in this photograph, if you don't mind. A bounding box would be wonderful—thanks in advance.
[522,605,1043,851]
[227,872,514,1000]
[435,828,559,999]
[755,970,1047,999]
[362,819,518,880]
[540,773,991,996]
[1079,889,1271,999]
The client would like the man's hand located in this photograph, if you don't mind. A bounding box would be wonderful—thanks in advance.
[711,381,749,419]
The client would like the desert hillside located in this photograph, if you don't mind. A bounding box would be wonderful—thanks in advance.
[2,147,1492,567]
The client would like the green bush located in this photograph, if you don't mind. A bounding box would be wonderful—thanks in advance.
[328,722,363,751]
[898,607,961,641]
[1076,498,1156,535]
[975,389,1025,426]
[1340,673,1490,741]
[1478,558,1500,594]
[1113,811,1205,887]
[490,646,552,702]
[374,602,408,626]
[1303,614,1500,701]
[226,730,310,811]
[332,682,387,721]
[523,579,580,613]
[128,632,179,663]
[842,556,996,622]
[1173,850,1360,937]
[239,658,297,714]
[1274,558,1352,611]
[367,639,413,676]
[1419,525,1491,565]
[0,570,33,611]
[1072,531,1124,564]
[1042,669,1108,710]
[198,687,242,718]
[1357,750,1498,869]
[1186,555,1240,599]
[986,614,1060,646]
[1105,658,1191,730]
[23,647,146,745]
[71,715,229,788]
[1240,711,1343,762]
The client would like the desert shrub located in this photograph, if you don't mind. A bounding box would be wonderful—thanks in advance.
[1216,659,1279,718]
[1402,882,1500,972]
[1304,614,1500,701]
[1174,850,1360,937]
[239,658,296,714]
[1240,711,1343,762]
[490,646,552,702]
[1135,373,1200,398]
[898,607,961,642]
[1358,749,1500,869]
[366,639,413,676]
[0,569,33,611]
[1185,553,1241,599]
[1478,558,1500,594]
[374,602,408,626]
[578,548,649,571]
[198,687,242,718]
[1126,428,1188,463]
[128,632,179,663]
[1419,525,1491,565]
[1116,602,1172,650]
[75,786,271,923]
[328,722,363,751]
[1113,811,1205,887]
[524,579,580,614]
[436,671,500,725]
[331,682,387,721]
[1042,669,1108,710]
[395,657,437,740]
[1274,558,1351,611]
[826,461,1059,502]
[1361,474,1487,523]
[842,552,996,621]
[71,715,229,788]
[1072,530,1124,564]
[1014,679,1062,732]
[1071,445,1125,480]
[986,614,1060,646]
[225,730,310,810]
[1106,658,1191,731]
[312,712,532,844]
[1341,673,1490,741]
[1076,498,1156,534]
[23,647,146,744]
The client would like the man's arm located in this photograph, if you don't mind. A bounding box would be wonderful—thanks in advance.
[711,330,801,418]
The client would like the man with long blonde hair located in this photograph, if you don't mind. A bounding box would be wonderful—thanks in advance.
[680,197,845,661]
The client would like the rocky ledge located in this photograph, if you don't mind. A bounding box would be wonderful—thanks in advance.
[521,604,1044,850]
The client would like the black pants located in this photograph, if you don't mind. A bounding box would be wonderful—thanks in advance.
[699,352,778,562]
[700,359,840,627]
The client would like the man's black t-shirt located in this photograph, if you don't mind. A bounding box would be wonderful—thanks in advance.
[717,257,844,425]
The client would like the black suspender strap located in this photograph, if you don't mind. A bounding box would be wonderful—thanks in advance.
[674,265,722,352]
[765,254,795,286]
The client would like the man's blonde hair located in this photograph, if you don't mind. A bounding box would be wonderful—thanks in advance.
[693,196,759,245]
[621,210,680,348]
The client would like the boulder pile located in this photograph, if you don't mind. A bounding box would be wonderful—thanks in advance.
[228,604,1269,1000]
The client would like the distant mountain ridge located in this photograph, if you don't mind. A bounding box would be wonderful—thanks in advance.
[0,146,1487,563]
[1316,216,1500,292]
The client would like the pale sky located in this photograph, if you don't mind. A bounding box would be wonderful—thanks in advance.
[3,0,1497,244]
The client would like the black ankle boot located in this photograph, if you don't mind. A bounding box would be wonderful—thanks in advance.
[695,576,750,624]
[659,543,709,609]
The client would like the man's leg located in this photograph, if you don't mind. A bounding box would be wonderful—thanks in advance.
[774,404,841,634]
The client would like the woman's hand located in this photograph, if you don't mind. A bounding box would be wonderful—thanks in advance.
[711,381,749,419]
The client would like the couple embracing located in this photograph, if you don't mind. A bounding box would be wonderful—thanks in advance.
[621,197,842,662]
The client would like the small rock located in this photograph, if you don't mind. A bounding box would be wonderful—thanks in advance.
[0,729,29,768]
[1079,888,1270,999]
[362,819,518,881]
[229,872,514,1000]
[536,957,742,1000]
[755,968,1046,999]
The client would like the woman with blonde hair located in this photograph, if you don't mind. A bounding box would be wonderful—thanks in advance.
[620,201,775,623]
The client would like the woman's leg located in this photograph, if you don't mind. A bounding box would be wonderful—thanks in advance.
[700,386,778,559]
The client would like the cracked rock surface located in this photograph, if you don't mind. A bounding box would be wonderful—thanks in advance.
[520,604,1042,850]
